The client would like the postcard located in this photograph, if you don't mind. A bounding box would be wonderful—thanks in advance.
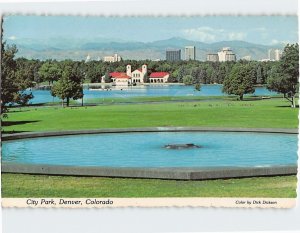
[1,14,298,208]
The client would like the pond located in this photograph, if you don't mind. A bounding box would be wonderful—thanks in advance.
[2,132,297,168]
[26,85,276,104]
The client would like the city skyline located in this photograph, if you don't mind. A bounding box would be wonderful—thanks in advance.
[3,15,298,46]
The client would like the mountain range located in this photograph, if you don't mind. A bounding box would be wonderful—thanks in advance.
[6,37,285,61]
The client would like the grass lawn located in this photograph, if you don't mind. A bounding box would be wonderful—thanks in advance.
[2,97,298,198]
[2,98,298,133]
[1,174,297,198]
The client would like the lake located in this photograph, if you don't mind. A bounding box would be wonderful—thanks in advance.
[26,84,276,104]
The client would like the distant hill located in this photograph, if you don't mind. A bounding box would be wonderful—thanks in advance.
[6,37,285,61]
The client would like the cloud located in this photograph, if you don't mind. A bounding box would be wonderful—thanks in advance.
[182,27,219,42]
[271,39,291,45]
[182,27,246,42]
[8,35,17,40]
[228,32,246,40]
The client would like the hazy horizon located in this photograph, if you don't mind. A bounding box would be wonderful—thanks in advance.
[3,15,298,46]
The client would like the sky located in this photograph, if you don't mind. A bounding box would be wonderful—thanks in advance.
[2,15,298,45]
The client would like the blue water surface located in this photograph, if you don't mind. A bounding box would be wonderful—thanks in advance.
[2,132,297,168]
[26,85,276,104]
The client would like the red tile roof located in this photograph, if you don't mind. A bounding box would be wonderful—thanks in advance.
[116,73,131,79]
[109,72,123,77]
[150,72,169,78]
[109,72,130,79]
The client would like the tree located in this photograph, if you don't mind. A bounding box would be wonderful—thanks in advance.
[176,66,186,83]
[183,75,193,85]
[195,83,201,91]
[143,73,149,83]
[104,72,111,83]
[223,63,255,100]
[199,69,208,84]
[256,65,262,84]
[51,65,83,107]
[267,44,299,108]
[38,61,62,85]
[1,43,34,115]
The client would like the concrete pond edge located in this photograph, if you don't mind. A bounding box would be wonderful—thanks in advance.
[1,126,298,141]
[2,163,298,180]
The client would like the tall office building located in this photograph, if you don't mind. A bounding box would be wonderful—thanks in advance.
[185,46,196,60]
[268,49,282,61]
[206,53,219,62]
[218,47,236,62]
[166,49,181,61]
[274,49,283,61]
[268,49,276,60]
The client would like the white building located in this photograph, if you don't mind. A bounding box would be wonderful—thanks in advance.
[85,54,91,63]
[218,47,236,62]
[259,59,271,62]
[126,64,147,84]
[185,46,196,60]
[274,49,283,61]
[103,54,122,63]
[206,53,219,62]
[268,49,282,61]
[149,72,169,83]
[115,73,131,86]
[101,64,169,85]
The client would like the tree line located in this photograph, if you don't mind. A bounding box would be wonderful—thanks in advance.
[1,42,299,114]
[10,57,276,85]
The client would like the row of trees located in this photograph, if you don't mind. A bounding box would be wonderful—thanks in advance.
[222,43,299,106]
[12,57,277,86]
[1,42,299,113]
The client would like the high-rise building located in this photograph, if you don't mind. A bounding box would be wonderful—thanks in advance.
[104,53,122,63]
[166,49,181,61]
[218,47,236,62]
[206,53,219,62]
[268,49,282,61]
[185,46,196,60]
[268,49,275,60]
[274,49,283,61]
[85,54,91,63]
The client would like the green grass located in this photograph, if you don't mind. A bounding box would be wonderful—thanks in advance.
[1,174,297,198]
[81,95,227,104]
[2,98,298,133]
[2,97,298,198]
[30,94,283,105]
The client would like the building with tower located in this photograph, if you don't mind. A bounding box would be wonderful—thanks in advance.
[126,64,147,84]
[101,64,169,86]
[184,46,196,60]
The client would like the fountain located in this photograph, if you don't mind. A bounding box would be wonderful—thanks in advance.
[164,143,201,149]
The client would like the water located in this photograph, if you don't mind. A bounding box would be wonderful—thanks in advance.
[2,132,297,168]
[26,85,276,104]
